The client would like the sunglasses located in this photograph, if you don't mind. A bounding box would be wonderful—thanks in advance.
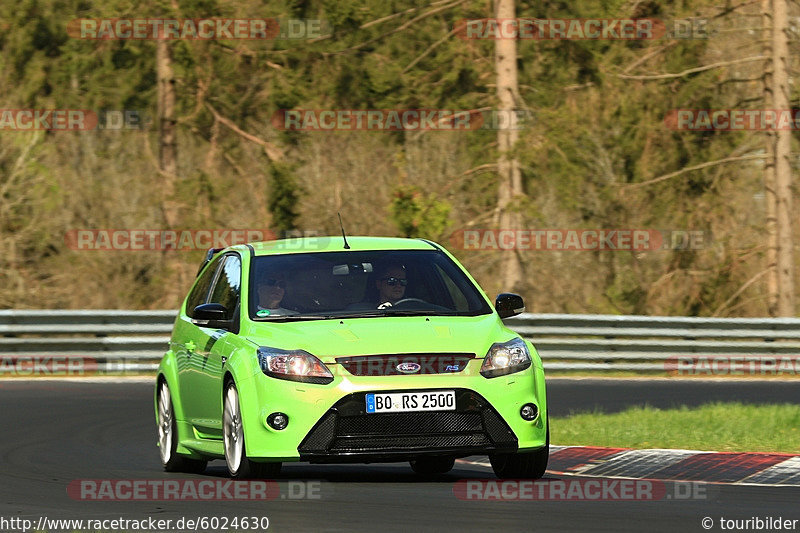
[264,279,287,289]
[381,277,408,286]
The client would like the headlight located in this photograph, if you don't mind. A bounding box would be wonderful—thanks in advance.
[257,347,334,384]
[480,338,531,378]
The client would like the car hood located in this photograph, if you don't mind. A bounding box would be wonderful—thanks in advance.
[241,313,515,363]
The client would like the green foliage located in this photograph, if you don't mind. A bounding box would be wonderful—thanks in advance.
[390,185,451,239]
[268,162,302,232]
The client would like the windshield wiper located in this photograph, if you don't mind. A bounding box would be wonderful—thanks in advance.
[335,309,458,318]
[332,311,385,318]
[255,310,462,321]
[384,307,439,316]
[254,314,336,321]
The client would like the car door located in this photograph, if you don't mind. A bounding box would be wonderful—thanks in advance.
[189,253,242,438]
[174,254,226,435]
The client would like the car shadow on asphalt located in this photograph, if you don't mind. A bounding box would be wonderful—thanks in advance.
[198,462,561,483]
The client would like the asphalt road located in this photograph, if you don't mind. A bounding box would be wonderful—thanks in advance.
[0,379,797,532]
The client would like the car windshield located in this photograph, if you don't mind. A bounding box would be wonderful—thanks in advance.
[249,249,492,321]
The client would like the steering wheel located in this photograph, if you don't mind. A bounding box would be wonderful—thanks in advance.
[390,298,428,307]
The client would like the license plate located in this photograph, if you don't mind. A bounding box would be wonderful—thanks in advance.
[365,390,456,413]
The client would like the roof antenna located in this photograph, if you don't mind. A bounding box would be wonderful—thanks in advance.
[338,212,351,249]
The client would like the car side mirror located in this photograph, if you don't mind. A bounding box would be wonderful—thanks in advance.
[495,293,525,319]
[192,303,230,329]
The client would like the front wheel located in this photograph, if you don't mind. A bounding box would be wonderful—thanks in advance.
[490,418,549,479]
[223,381,281,479]
[156,381,207,474]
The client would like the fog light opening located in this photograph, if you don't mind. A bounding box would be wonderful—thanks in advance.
[267,412,289,430]
[520,403,538,421]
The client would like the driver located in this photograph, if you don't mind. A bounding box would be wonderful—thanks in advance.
[256,273,298,316]
[375,264,408,308]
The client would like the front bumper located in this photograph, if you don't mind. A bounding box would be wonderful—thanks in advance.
[238,358,547,462]
[298,389,517,462]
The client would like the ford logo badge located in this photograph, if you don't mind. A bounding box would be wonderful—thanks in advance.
[396,362,421,374]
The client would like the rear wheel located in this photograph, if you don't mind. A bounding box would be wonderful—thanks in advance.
[490,417,549,479]
[223,381,281,479]
[410,456,455,475]
[157,381,207,474]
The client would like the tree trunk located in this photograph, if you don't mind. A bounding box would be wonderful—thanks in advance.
[157,40,178,228]
[494,0,524,293]
[772,0,795,316]
[156,40,186,306]
[762,0,778,316]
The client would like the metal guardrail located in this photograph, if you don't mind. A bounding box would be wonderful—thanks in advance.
[1,310,800,375]
[507,313,800,372]
[0,310,174,375]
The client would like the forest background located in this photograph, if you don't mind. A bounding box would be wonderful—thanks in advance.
[1,0,799,317]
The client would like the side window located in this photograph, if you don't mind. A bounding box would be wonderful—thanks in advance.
[186,256,223,317]
[207,255,241,320]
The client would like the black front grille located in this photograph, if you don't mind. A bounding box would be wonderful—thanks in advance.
[298,389,517,460]
[337,411,483,437]
[330,434,492,452]
[335,353,474,376]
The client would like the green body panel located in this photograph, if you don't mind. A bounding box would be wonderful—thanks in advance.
[156,236,548,462]
[155,351,208,460]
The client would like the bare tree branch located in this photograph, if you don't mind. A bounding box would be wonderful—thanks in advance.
[623,153,767,189]
[563,82,594,91]
[328,0,466,55]
[621,41,678,74]
[403,26,460,73]
[713,268,769,316]
[436,164,499,197]
[361,0,456,29]
[710,0,762,18]
[205,103,283,161]
[461,163,499,177]
[617,55,767,80]
[308,0,457,45]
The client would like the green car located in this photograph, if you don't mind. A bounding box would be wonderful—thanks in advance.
[155,236,548,479]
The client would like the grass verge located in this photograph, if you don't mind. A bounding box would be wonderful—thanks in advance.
[551,402,800,453]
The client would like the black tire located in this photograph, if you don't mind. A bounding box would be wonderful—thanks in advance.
[223,381,282,479]
[410,456,455,475]
[157,381,208,474]
[490,417,549,479]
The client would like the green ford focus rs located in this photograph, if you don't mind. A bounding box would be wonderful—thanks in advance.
[155,236,548,479]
